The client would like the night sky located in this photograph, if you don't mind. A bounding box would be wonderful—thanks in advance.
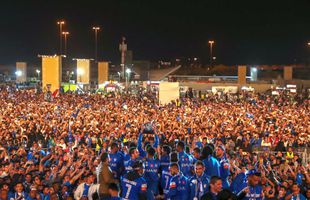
[1,0,310,66]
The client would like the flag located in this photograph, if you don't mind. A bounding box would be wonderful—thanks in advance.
[52,89,59,98]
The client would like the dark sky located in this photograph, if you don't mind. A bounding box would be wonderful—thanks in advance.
[1,0,310,66]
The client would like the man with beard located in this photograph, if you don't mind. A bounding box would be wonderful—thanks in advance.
[215,145,230,189]
[165,162,189,200]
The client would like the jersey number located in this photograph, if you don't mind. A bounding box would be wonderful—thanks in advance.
[125,184,132,199]
[164,176,170,189]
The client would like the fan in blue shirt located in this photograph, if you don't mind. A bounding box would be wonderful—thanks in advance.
[237,170,263,200]
[284,183,307,200]
[215,145,230,189]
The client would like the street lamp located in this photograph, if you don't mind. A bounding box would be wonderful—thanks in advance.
[62,31,69,56]
[92,26,100,62]
[57,20,65,55]
[15,70,22,77]
[36,69,40,80]
[208,40,215,67]
[117,72,121,82]
[125,68,131,89]
[77,68,84,83]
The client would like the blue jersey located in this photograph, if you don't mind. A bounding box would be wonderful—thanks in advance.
[241,185,263,200]
[123,153,130,163]
[189,173,210,200]
[178,151,193,177]
[288,194,307,200]
[108,197,121,200]
[160,155,170,173]
[217,156,230,189]
[145,158,160,200]
[121,174,147,200]
[203,156,220,177]
[231,172,247,194]
[161,170,173,196]
[109,151,124,179]
[144,158,160,182]
[166,173,189,200]
[296,173,304,185]
[9,192,29,200]
[124,158,137,174]
[137,133,159,159]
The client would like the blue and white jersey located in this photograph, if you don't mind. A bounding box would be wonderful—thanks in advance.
[166,173,189,200]
[178,151,193,177]
[189,173,210,200]
[109,151,124,179]
[124,158,136,174]
[160,155,170,173]
[161,170,173,196]
[144,158,160,182]
[203,156,220,177]
[121,175,147,200]
[241,185,263,200]
[217,155,230,189]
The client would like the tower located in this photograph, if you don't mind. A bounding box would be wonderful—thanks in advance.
[119,37,127,79]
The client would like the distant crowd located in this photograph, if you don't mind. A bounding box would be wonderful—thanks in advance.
[0,86,309,200]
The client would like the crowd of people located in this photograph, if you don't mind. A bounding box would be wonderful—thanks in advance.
[0,86,309,200]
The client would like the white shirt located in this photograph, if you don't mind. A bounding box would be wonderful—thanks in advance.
[74,182,100,200]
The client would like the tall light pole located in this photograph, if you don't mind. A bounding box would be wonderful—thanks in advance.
[208,40,215,67]
[57,20,65,55]
[92,26,100,62]
[307,42,310,66]
[62,31,69,56]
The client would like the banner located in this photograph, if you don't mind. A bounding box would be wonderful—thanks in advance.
[98,62,109,84]
[76,59,90,84]
[159,82,180,105]
[42,56,62,92]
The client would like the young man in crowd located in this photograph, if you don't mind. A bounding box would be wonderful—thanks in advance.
[9,182,28,200]
[215,145,230,189]
[165,163,189,200]
[144,147,160,200]
[176,141,193,177]
[189,161,210,200]
[74,174,99,200]
[201,176,222,200]
[108,142,124,180]
[107,183,121,200]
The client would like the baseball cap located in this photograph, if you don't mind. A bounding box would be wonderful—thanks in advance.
[247,169,261,176]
